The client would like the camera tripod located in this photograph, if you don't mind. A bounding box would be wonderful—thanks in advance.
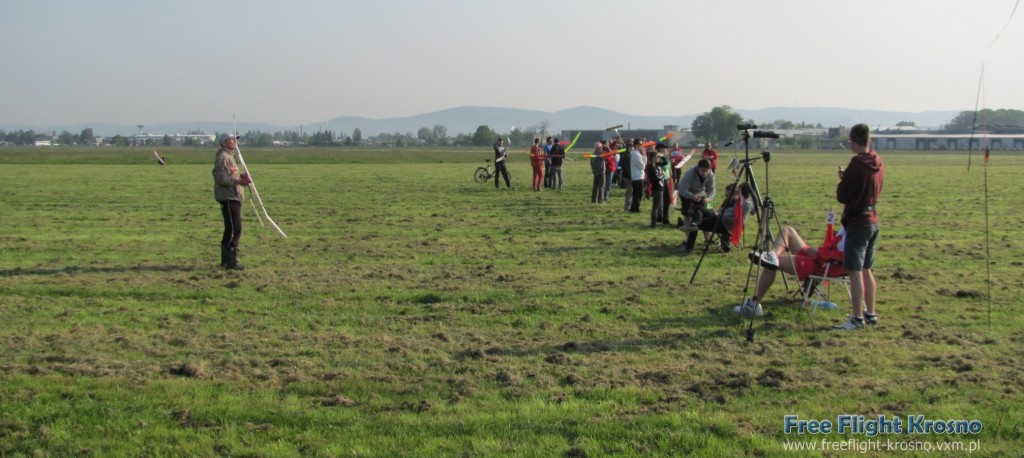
[688,128,788,282]
[734,128,790,342]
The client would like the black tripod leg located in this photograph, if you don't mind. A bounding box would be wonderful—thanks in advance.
[689,238,714,284]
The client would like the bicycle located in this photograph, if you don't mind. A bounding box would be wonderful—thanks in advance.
[473,159,511,183]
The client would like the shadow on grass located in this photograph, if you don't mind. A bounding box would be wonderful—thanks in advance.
[0,264,198,277]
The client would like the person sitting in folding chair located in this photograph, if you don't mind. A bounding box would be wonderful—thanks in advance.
[734,225,846,317]
[680,182,754,254]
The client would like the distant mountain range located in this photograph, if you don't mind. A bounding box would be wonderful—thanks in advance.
[4,106,964,138]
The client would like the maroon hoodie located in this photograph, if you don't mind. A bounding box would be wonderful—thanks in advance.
[837,150,884,227]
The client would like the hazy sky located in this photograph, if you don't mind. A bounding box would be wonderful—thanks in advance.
[2,0,1021,126]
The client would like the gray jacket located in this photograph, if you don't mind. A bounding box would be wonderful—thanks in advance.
[677,166,715,202]
[213,148,244,203]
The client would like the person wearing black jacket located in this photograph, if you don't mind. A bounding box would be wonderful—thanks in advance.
[645,149,666,227]
[590,142,607,203]
[548,138,565,190]
[493,138,511,189]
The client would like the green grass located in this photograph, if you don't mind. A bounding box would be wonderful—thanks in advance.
[0,147,1021,456]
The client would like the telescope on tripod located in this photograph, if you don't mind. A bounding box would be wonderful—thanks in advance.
[688,124,789,342]
[735,124,788,341]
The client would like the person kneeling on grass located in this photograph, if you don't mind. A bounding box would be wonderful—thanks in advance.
[736,226,861,322]
[678,182,754,253]
[675,159,716,253]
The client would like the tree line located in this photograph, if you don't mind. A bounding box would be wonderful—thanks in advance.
[4,109,1021,147]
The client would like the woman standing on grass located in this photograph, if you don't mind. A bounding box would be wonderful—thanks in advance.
[212,133,251,270]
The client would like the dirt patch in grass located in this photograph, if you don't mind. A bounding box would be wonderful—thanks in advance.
[317,395,356,407]
[937,288,983,299]
[166,361,209,379]
[636,370,673,385]
[755,368,790,388]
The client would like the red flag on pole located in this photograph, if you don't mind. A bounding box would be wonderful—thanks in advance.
[730,195,744,246]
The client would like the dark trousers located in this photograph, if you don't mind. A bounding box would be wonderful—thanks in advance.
[686,214,728,249]
[591,174,605,203]
[680,198,706,223]
[650,187,664,226]
[630,180,644,212]
[220,200,243,247]
[544,162,552,187]
[494,162,511,188]
[549,165,563,189]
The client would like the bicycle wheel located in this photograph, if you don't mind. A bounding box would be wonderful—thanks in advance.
[474,167,490,183]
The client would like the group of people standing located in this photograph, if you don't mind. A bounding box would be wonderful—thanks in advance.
[608,139,737,240]
[213,124,883,332]
[525,136,566,191]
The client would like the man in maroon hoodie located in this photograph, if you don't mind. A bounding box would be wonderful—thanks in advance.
[834,123,884,330]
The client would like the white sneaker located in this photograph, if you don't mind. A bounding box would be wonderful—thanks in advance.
[749,251,780,270]
[732,298,764,317]
[833,315,865,330]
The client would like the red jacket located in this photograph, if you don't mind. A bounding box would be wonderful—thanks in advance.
[530,145,544,169]
[815,231,847,277]
[702,148,719,170]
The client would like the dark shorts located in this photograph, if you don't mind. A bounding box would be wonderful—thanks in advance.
[843,223,879,271]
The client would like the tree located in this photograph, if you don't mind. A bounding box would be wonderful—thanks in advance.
[417,127,433,145]
[796,135,816,149]
[162,134,175,146]
[691,105,744,144]
[945,109,1024,133]
[79,128,94,145]
[452,133,472,147]
[532,120,552,139]
[510,126,538,147]
[58,130,76,146]
[432,125,448,145]
[255,132,274,147]
[471,125,496,146]
[352,128,362,146]
[309,130,335,146]
[21,130,39,145]
[896,121,916,127]
[111,135,127,146]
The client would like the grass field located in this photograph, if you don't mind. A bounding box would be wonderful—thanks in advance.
[0,146,1021,456]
